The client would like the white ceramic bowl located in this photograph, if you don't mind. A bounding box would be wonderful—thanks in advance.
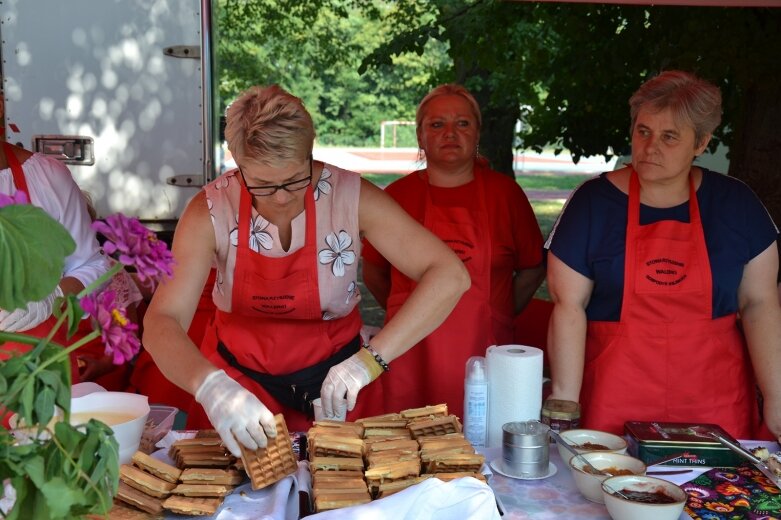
[601,475,687,520]
[569,452,646,503]
[556,428,628,464]
[70,391,150,464]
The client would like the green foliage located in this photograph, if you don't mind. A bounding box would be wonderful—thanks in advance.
[0,205,74,311]
[0,204,119,519]
[216,0,450,147]
[0,420,119,519]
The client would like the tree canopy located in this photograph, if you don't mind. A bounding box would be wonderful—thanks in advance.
[216,0,781,225]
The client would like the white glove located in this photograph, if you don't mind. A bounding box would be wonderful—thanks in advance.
[195,369,277,458]
[0,286,64,332]
[320,348,383,419]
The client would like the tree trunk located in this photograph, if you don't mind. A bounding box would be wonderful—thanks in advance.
[454,66,520,178]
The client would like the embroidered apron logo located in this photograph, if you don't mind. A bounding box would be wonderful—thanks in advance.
[644,258,687,286]
[251,294,296,314]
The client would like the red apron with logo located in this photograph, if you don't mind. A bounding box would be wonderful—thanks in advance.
[189,182,380,432]
[0,142,80,384]
[383,167,498,419]
[581,170,757,439]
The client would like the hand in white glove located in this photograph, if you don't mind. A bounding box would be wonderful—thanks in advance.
[0,286,64,332]
[195,369,277,458]
[320,348,383,419]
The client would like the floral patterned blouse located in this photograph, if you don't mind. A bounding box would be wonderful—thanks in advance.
[204,163,362,319]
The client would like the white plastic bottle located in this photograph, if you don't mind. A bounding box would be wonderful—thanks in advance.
[464,356,489,447]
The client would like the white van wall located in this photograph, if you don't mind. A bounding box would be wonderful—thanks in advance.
[1,0,208,220]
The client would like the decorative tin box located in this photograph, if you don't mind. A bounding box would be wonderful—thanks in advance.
[624,421,744,468]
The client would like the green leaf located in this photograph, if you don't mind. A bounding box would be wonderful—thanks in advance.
[0,204,75,310]
[40,477,81,517]
[20,378,35,421]
[34,387,55,427]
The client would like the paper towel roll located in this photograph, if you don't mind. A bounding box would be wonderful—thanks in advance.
[486,344,544,448]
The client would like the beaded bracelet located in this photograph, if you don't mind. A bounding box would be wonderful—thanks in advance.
[362,344,390,372]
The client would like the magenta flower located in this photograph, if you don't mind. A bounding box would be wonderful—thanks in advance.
[80,289,141,364]
[0,190,29,207]
[92,213,174,288]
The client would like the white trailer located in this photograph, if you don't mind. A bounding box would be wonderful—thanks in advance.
[0,0,219,236]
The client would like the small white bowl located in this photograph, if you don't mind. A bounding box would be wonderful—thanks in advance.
[70,391,150,464]
[601,475,687,520]
[569,452,646,503]
[556,429,627,464]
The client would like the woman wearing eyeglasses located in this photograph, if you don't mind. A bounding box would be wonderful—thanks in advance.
[143,85,469,456]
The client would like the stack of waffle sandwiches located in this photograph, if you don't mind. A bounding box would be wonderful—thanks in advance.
[308,403,486,513]
[106,414,297,518]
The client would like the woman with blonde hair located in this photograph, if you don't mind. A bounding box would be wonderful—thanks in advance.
[363,83,545,418]
[143,85,469,456]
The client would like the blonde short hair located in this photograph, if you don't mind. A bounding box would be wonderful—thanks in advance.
[225,85,315,167]
[415,83,482,131]
[629,70,722,147]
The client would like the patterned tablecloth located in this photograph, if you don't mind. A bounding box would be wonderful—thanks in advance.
[481,440,780,520]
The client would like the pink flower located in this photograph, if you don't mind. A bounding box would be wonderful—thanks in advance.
[0,190,29,207]
[80,289,141,364]
[92,214,174,288]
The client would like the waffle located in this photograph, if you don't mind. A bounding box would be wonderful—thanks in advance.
[425,453,485,473]
[311,469,365,480]
[420,444,475,464]
[367,450,420,467]
[366,438,419,454]
[427,471,487,482]
[311,420,365,438]
[131,451,182,484]
[115,481,164,515]
[407,415,462,439]
[170,483,233,497]
[376,475,432,498]
[308,434,364,459]
[179,468,245,486]
[400,404,449,419]
[85,500,163,520]
[120,464,177,498]
[314,491,372,512]
[312,476,368,489]
[239,414,298,490]
[310,456,366,473]
[162,496,221,516]
[363,427,411,438]
[365,459,421,490]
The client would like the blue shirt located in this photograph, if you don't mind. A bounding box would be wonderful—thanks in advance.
[546,169,778,321]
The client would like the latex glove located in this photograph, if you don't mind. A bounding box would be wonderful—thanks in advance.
[0,286,64,332]
[320,348,383,419]
[195,369,277,457]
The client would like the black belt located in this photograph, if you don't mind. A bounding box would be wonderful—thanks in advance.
[217,335,361,419]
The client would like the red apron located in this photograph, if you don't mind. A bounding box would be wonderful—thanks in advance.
[189,181,381,432]
[127,269,217,409]
[0,142,79,384]
[581,169,757,439]
[383,167,498,419]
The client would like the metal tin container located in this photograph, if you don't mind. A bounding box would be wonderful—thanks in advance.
[541,399,581,433]
[502,420,550,478]
[624,421,744,468]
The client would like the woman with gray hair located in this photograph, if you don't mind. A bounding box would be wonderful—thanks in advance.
[546,70,781,439]
[143,84,469,457]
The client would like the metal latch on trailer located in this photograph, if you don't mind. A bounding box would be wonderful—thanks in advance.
[32,135,95,165]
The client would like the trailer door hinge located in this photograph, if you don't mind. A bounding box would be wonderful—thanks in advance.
[163,45,200,59]
[167,175,204,187]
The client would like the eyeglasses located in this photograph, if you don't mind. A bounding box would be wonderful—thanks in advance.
[238,157,312,196]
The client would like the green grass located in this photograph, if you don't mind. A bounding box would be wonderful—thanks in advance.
[516,173,590,191]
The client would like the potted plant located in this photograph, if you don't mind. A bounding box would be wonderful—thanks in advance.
[0,191,173,519]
